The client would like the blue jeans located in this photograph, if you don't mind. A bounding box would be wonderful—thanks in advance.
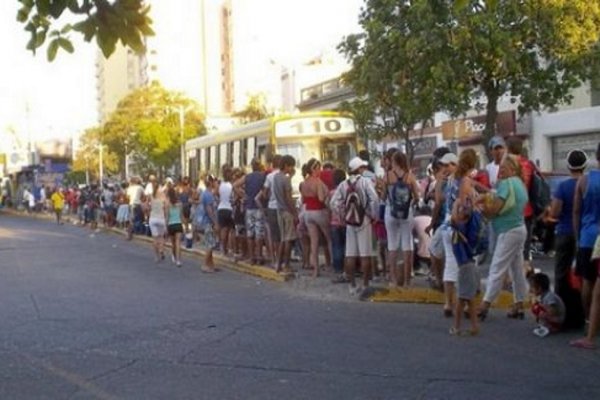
[331,226,346,274]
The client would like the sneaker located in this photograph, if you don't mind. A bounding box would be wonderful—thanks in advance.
[176,261,182,268]
[171,254,176,264]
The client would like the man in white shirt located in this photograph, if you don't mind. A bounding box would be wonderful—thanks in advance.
[330,157,380,296]
[486,136,506,188]
[126,177,145,239]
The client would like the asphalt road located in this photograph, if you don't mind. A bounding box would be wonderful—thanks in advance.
[0,213,598,400]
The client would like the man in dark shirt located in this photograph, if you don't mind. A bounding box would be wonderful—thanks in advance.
[233,158,266,264]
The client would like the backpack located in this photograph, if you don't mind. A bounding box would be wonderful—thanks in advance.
[344,178,367,227]
[452,209,488,265]
[528,162,551,217]
[388,171,412,219]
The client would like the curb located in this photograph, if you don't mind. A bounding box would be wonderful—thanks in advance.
[367,287,528,310]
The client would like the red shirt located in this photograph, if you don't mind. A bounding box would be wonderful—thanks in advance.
[517,156,534,218]
[473,170,491,190]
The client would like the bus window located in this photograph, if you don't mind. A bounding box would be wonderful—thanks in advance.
[210,145,217,173]
[226,142,233,165]
[233,141,240,168]
[257,144,268,166]
[200,148,207,173]
[240,139,247,167]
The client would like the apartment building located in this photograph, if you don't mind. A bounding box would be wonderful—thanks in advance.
[96,0,235,122]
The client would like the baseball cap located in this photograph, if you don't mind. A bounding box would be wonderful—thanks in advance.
[488,136,506,149]
[348,156,368,172]
[439,153,458,165]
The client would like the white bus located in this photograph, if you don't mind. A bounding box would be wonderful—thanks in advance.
[185,111,360,183]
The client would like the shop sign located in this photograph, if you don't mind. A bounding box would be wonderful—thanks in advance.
[408,136,439,157]
[442,110,516,140]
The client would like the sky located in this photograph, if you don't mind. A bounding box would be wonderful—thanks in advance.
[0,0,364,145]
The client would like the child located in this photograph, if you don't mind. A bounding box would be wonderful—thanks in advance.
[530,273,565,337]
[199,175,220,273]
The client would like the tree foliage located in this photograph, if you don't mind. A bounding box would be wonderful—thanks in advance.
[71,127,119,180]
[16,0,154,61]
[99,81,206,176]
[338,1,467,161]
[341,0,600,151]
[233,93,271,124]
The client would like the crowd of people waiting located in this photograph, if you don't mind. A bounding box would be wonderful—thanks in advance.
[10,135,600,349]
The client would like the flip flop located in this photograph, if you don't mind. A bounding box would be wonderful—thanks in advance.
[569,338,596,350]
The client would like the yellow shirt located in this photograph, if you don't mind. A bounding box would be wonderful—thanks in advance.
[51,191,65,210]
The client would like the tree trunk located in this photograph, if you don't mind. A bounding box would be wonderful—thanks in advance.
[483,92,499,162]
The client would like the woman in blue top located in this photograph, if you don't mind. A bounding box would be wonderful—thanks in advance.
[478,154,529,320]
[166,188,184,267]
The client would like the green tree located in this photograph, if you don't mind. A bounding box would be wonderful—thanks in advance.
[72,127,119,181]
[16,0,154,61]
[338,1,467,162]
[101,81,206,177]
[233,93,271,124]
[448,0,600,144]
[349,0,600,149]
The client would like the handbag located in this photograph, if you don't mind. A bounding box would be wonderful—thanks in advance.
[498,179,516,215]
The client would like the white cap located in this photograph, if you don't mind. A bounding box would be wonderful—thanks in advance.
[165,177,174,185]
[348,156,368,172]
[439,153,458,165]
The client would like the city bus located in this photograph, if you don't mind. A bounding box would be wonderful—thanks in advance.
[185,111,359,184]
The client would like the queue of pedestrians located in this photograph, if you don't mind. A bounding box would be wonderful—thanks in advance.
[14,136,600,349]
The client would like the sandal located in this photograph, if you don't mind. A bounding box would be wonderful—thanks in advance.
[569,338,596,350]
[449,327,460,336]
[443,308,453,318]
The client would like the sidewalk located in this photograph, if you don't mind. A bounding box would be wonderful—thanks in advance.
[2,208,531,308]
